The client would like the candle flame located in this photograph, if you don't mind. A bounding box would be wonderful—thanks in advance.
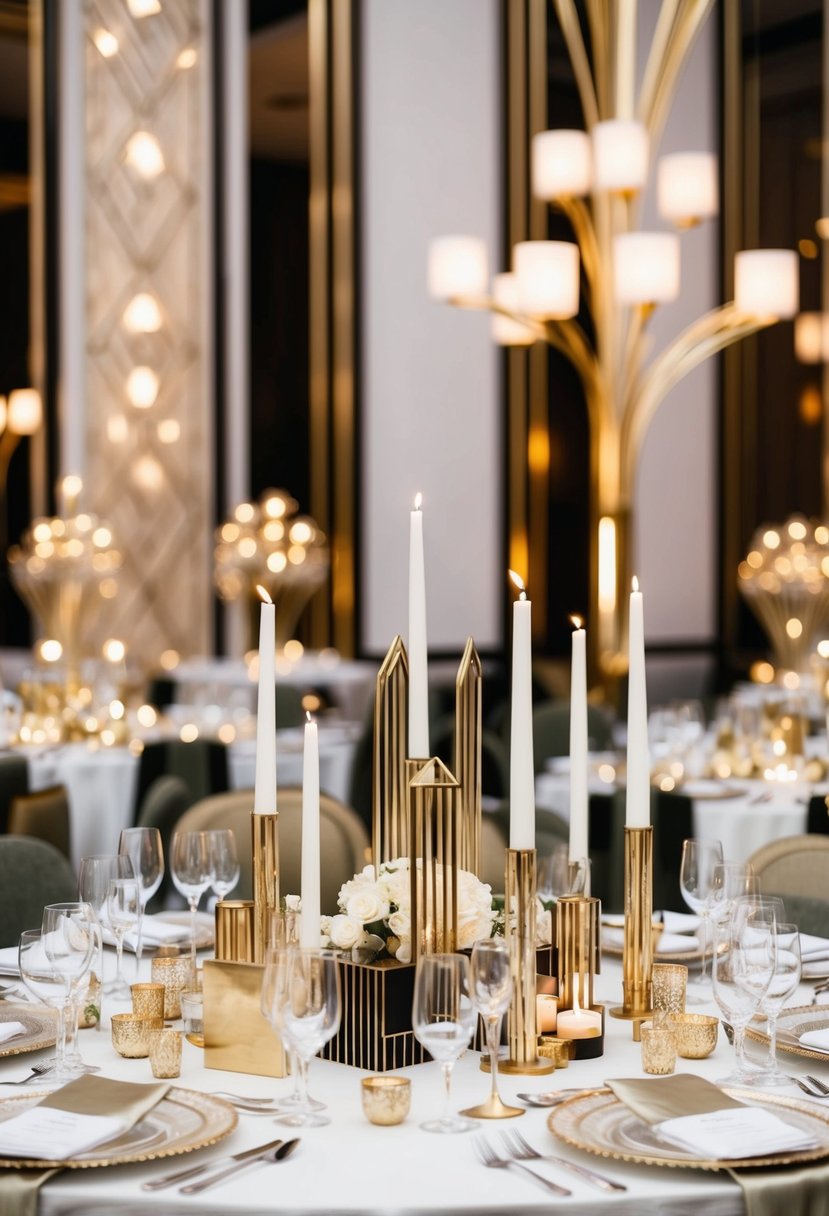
[413,492,422,511]
[631,575,640,593]
[571,974,581,1016]
[508,569,526,599]
[256,584,273,605]
[570,614,583,630]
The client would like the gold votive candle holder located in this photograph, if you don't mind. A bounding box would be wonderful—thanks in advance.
[667,1012,718,1059]
[131,982,166,1020]
[111,1013,163,1059]
[651,963,687,1016]
[361,1075,411,1125]
[148,1028,183,1078]
[641,1023,677,1075]
[216,900,256,963]
[151,955,195,1019]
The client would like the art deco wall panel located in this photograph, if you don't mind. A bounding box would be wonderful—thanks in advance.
[83,0,212,665]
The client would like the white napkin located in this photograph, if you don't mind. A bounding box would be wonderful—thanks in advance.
[0,1022,26,1044]
[100,917,188,952]
[799,1028,829,1053]
[0,1107,124,1160]
[656,1106,818,1159]
[602,928,700,953]
[661,911,701,934]
[0,947,20,976]
[800,934,829,962]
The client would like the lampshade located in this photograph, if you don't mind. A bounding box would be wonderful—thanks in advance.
[427,236,488,300]
[513,240,580,319]
[491,273,536,346]
[795,312,829,363]
[532,129,591,199]
[592,120,649,193]
[734,250,799,319]
[613,233,680,305]
[7,388,42,435]
[657,152,718,224]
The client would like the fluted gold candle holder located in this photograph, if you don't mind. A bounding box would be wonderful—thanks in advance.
[372,636,410,864]
[500,848,555,1076]
[454,638,482,875]
[251,813,279,964]
[409,758,461,963]
[555,894,604,1060]
[609,826,654,1037]
[216,899,256,963]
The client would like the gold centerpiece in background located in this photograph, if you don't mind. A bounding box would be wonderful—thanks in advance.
[213,488,329,650]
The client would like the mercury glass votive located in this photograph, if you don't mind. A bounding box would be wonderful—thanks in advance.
[148,1028,182,1079]
[111,1013,163,1059]
[668,1012,719,1059]
[651,964,688,1016]
[361,1076,411,1126]
[641,1023,677,1075]
[131,982,166,1020]
[151,956,195,1019]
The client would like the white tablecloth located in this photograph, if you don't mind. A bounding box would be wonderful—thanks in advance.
[23,726,359,868]
[535,771,810,864]
[1,955,824,1214]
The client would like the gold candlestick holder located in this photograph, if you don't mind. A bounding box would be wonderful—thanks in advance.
[556,894,604,1059]
[409,758,461,963]
[251,812,279,964]
[609,826,654,1037]
[499,848,555,1076]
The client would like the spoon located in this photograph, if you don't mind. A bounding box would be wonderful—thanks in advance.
[516,1088,599,1107]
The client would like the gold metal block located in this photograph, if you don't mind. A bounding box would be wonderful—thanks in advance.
[215,899,255,963]
[372,636,409,864]
[251,813,279,964]
[203,959,287,1078]
[409,758,461,963]
[454,638,482,875]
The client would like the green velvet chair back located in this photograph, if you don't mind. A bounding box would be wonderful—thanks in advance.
[135,740,229,818]
[0,837,77,946]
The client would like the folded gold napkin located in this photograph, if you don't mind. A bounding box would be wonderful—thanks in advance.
[0,1075,170,1216]
[608,1075,829,1216]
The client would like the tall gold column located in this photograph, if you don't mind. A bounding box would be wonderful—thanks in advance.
[372,636,409,864]
[500,849,554,1076]
[454,638,482,875]
[609,826,654,1036]
[251,813,279,964]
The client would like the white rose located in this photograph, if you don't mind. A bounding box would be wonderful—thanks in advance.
[456,908,496,950]
[345,886,390,925]
[328,914,366,950]
[535,902,552,946]
[394,935,412,964]
[387,910,410,939]
[283,894,301,912]
[380,867,411,910]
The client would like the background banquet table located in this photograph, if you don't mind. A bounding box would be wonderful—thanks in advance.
[1,955,826,1215]
[535,768,814,865]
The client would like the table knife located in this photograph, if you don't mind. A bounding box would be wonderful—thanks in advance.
[141,1137,284,1190]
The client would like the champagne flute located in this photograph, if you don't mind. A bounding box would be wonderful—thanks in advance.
[170,831,214,970]
[118,827,164,972]
[78,854,135,996]
[261,947,341,1128]
[206,829,240,903]
[679,837,723,989]
[412,953,477,1134]
[105,878,142,998]
[40,903,99,1078]
[745,920,801,1087]
[712,907,777,1085]
[461,938,521,1120]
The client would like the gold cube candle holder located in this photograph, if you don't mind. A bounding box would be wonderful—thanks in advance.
[203,958,287,1078]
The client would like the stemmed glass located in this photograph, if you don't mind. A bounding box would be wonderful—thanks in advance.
[206,830,240,904]
[265,910,325,1114]
[105,878,143,998]
[19,929,82,1083]
[461,938,521,1120]
[537,843,589,903]
[170,831,215,969]
[78,854,135,995]
[412,953,477,1134]
[39,902,100,1079]
[679,837,723,989]
[118,827,165,971]
[260,947,341,1128]
[711,906,777,1085]
[745,920,801,1088]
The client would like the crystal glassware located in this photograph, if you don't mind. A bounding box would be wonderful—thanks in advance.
[118,827,165,971]
[412,953,477,1134]
[266,909,324,1113]
[261,947,341,1128]
[461,938,521,1120]
[78,853,135,998]
[537,842,588,902]
[106,877,142,999]
[711,908,777,1085]
[678,837,723,989]
[745,920,801,1088]
[170,831,214,970]
[39,902,100,1079]
[206,829,240,903]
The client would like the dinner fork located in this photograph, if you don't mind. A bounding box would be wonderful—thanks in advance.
[473,1138,571,1197]
[2,1061,55,1085]
[500,1129,627,1192]
[802,1075,829,1096]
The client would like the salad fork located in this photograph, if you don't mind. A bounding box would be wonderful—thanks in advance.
[473,1138,570,1197]
[500,1129,627,1192]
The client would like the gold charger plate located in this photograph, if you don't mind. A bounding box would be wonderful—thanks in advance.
[0,1087,237,1169]
[746,1005,829,1064]
[548,1086,829,1171]
[0,1005,56,1058]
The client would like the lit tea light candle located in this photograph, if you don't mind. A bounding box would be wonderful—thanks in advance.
[536,994,558,1033]
[556,978,601,1040]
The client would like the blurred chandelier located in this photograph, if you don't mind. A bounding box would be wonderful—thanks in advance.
[214,489,329,649]
[429,0,798,686]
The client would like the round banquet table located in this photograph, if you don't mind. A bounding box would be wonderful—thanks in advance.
[0,954,826,1215]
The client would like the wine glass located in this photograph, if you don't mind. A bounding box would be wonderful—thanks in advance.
[412,953,477,1134]
[745,920,801,1088]
[679,837,723,988]
[118,827,164,970]
[19,929,80,1083]
[265,911,325,1114]
[711,907,777,1085]
[206,829,240,903]
[105,878,142,998]
[40,903,100,1078]
[537,843,588,903]
[461,938,520,1120]
[170,831,214,969]
[78,854,135,996]
[260,947,341,1128]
